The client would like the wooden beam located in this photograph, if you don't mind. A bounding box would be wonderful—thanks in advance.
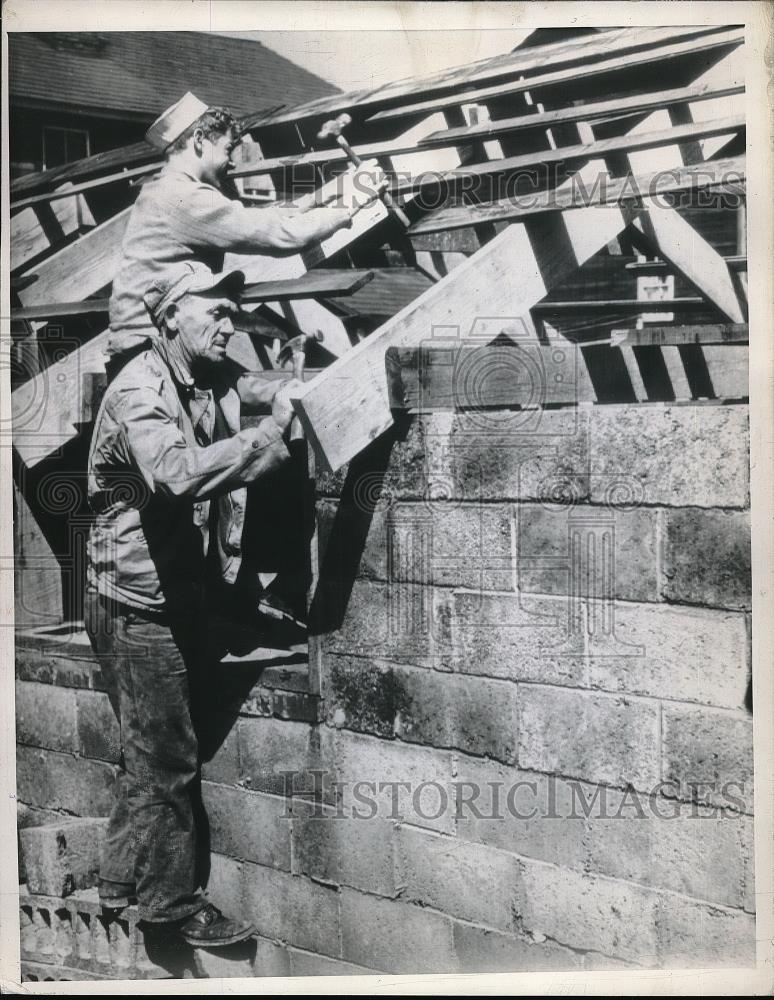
[12,162,161,210]
[247,26,738,131]
[10,270,376,321]
[386,343,590,411]
[611,324,748,346]
[632,209,746,323]
[419,80,744,149]
[292,203,638,472]
[11,299,109,322]
[408,156,745,234]
[625,254,747,273]
[15,208,132,308]
[534,298,707,314]
[367,29,744,123]
[390,116,745,195]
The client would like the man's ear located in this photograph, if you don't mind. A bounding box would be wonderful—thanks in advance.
[163,302,179,334]
[192,128,205,155]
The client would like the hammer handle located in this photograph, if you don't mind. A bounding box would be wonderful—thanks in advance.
[335,136,410,228]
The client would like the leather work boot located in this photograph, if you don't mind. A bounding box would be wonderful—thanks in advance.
[178,903,255,947]
[99,878,138,911]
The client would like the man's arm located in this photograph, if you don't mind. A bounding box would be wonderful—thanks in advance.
[113,384,290,500]
[172,180,354,254]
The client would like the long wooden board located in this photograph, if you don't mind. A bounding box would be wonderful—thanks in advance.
[408,156,745,234]
[16,208,132,308]
[368,29,744,123]
[292,204,637,472]
[612,324,749,346]
[10,269,376,321]
[247,26,736,131]
[390,116,745,195]
[419,80,744,148]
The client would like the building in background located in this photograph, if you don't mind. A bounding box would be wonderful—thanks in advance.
[8,31,339,178]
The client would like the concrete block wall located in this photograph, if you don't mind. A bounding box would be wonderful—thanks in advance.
[302,401,755,973]
[14,400,755,978]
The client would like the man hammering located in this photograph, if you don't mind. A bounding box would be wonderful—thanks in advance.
[85,261,305,945]
[108,91,385,371]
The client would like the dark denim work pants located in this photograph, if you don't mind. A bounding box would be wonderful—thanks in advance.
[83,588,208,923]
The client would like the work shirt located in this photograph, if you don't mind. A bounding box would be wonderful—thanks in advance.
[108,166,352,357]
[86,339,290,612]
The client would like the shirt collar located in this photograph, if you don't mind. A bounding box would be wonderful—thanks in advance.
[151,337,196,396]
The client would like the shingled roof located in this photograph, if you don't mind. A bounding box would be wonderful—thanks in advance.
[8,31,339,119]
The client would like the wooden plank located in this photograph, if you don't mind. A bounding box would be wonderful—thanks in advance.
[292,203,637,473]
[385,343,589,411]
[12,299,109,322]
[10,270,376,321]
[390,116,745,195]
[409,156,745,233]
[534,298,707,314]
[368,29,744,123]
[248,26,737,131]
[243,269,374,302]
[16,208,132,308]
[11,187,96,271]
[12,162,161,210]
[327,268,434,318]
[632,209,745,323]
[10,140,155,198]
[611,324,748,346]
[419,80,744,148]
[626,255,747,273]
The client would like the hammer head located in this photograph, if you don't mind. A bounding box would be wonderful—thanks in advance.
[276,330,324,367]
[317,112,353,141]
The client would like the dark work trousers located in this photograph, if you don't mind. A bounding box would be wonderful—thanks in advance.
[83,587,208,923]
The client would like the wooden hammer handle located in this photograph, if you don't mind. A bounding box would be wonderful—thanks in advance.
[335,136,410,228]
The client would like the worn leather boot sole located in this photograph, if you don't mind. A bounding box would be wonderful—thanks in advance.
[180,921,256,948]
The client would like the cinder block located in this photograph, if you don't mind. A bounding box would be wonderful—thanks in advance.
[515,858,660,965]
[206,853,248,924]
[291,799,396,897]
[516,502,659,603]
[200,713,241,785]
[453,921,583,974]
[242,861,340,957]
[447,408,589,503]
[20,819,107,896]
[447,590,587,686]
[236,717,324,797]
[394,825,522,931]
[318,499,518,591]
[452,756,589,871]
[587,601,749,709]
[203,783,291,870]
[333,730,455,834]
[661,705,754,813]
[655,893,756,967]
[76,690,120,763]
[320,578,453,670]
[583,786,751,909]
[326,656,519,763]
[589,404,749,508]
[16,682,78,753]
[16,746,116,816]
[662,509,751,610]
[340,887,456,974]
[289,948,378,977]
[518,685,660,791]
[192,937,260,979]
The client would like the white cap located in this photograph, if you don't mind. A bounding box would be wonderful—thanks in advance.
[145,92,209,151]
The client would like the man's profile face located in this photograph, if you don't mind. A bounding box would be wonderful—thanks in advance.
[172,292,238,365]
[199,130,237,186]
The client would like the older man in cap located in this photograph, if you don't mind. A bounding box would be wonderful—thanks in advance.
[108,91,384,369]
[84,260,302,945]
